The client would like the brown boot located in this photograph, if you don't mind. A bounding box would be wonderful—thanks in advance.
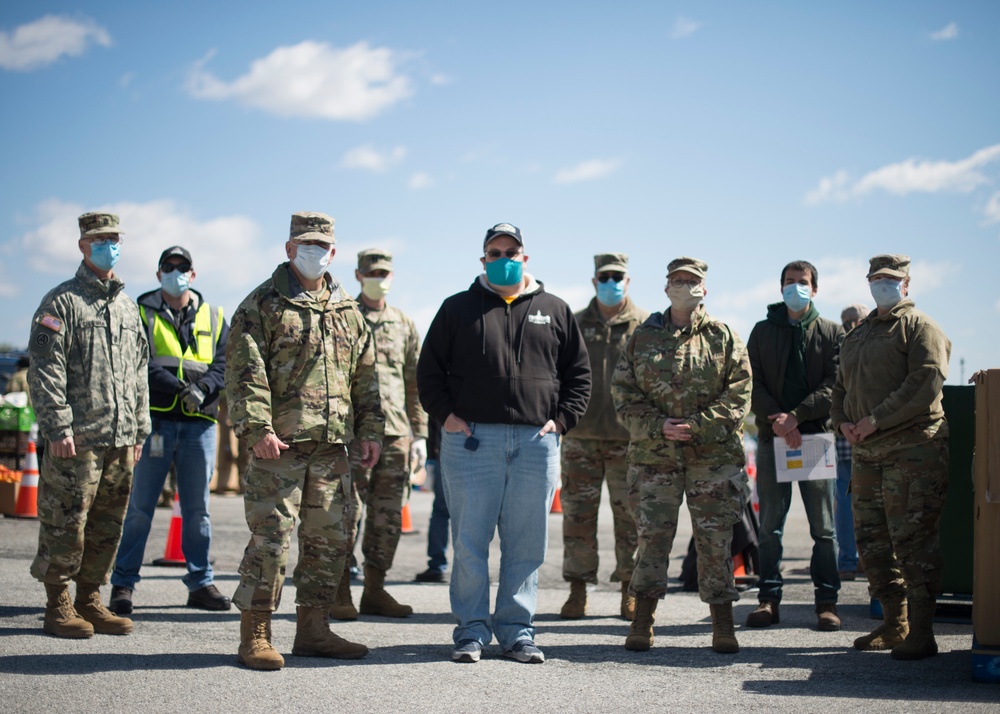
[745,600,779,628]
[854,596,908,651]
[75,584,133,635]
[624,596,658,651]
[559,580,587,619]
[291,606,369,659]
[329,570,358,621]
[43,583,94,639]
[620,581,636,621]
[816,603,841,631]
[710,603,740,654]
[891,598,938,660]
[238,609,284,670]
[359,566,413,618]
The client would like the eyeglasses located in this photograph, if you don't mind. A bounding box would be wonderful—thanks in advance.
[85,235,123,246]
[161,263,192,274]
[485,249,523,260]
[597,273,625,283]
[668,278,701,289]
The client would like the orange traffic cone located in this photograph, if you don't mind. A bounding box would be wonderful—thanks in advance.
[152,492,185,566]
[400,501,417,535]
[550,488,562,514]
[733,552,747,578]
[9,441,39,519]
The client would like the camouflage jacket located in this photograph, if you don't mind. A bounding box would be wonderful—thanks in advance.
[611,305,751,467]
[831,299,950,444]
[571,296,649,441]
[356,300,428,440]
[27,262,151,448]
[225,263,385,449]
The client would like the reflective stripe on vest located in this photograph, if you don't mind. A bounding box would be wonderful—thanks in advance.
[141,302,222,421]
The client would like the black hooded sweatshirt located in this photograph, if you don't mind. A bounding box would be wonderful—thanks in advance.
[417,275,591,431]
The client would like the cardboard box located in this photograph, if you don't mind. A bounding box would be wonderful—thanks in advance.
[0,481,19,516]
[973,369,1000,646]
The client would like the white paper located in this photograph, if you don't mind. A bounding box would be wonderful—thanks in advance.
[774,433,837,482]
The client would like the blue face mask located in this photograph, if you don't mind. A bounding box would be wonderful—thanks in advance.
[782,283,812,312]
[870,279,903,309]
[596,279,626,307]
[485,257,523,286]
[161,269,191,297]
[89,240,121,271]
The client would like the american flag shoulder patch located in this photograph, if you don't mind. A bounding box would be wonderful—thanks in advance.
[39,314,63,332]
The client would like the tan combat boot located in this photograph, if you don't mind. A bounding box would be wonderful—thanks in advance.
[75,584,133,635]
[329,570,358,621]
[291,606,369,659]
[854,596,908,651]
[43,583,94,639]
[359,565,413,618]
[559,580,587,619]
[620,580,636,621]
[891,598,938,660]
[238,609,284,671]
[710,603,739,654]
[624,596,658,651]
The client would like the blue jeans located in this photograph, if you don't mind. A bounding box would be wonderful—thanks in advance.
[440,423,560,649]
[835,458,858,572]
[426,458,450,572]
[112,417,216,591]
[755,437,840,605]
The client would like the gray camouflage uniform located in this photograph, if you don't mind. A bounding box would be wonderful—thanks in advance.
[28,258,151,585]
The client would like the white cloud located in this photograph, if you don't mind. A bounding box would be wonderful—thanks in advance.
[119,71,135,88]
[983,191,1000,224]
[670,15,703,40]
[0,15,111,71]
[408,172,435,190]
[186,40,413,121]
[430,73,452,85]
[806,143,1000,204]
[930,22,959,41]
[340,145,406,172]
[553,159,623,184]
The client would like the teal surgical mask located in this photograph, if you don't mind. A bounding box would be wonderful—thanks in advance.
[485,257,523,286]
[596,279,626,307]
[870,279,903,309]
[782,283,812,312]
[161,270,191,297]
[89,240,121,271]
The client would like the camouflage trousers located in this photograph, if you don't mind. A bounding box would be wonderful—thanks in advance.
[628,461,745,603]
[561,438,636,584]
[852,431,949,603]
[348,435,410,572]
[235,441,351,611]
[31,446,135,585]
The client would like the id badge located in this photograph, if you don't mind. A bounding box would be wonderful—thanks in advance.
[150,434,164,458]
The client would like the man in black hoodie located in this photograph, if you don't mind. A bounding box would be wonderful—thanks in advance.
[418,223,591,664]
[745,260,844,632]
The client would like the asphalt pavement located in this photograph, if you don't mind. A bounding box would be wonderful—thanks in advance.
[0,483,994,713]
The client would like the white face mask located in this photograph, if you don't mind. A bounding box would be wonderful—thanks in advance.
[667,283,705,313]
[361,276,392,301]
[293,244,333,281]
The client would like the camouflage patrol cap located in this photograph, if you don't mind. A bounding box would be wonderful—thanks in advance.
[867,254,910,279]
[78,212,124,237]
[289,212,335,245]
[666,256,708,279]
[594,253,628,274]
[357,248,393,274]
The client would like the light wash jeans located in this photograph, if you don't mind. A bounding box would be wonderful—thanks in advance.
[440,423,560,649]
[426,459,450,573]
[112,417,216,592]
[755,436,840,605]
[835,458,858,572]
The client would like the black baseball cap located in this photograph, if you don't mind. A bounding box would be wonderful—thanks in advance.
[159,246,193,268]
[483,223,523,249]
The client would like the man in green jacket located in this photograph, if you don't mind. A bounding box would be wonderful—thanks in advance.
[560,253,648,621]
[745,260,844,632]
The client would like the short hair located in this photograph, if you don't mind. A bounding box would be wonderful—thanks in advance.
[781,260,818,289]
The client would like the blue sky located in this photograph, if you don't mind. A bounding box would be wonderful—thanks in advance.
[2,2,998,381]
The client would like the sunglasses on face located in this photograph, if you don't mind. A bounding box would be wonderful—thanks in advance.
[597,273,625,283]
[161,263,192,274]
[485,249,523,260]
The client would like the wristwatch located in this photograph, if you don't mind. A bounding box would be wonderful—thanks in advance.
[868,415,878,428]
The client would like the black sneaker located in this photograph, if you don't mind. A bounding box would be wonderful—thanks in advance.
[187,584,232,611]
[503,639,545,664]
[109,586,133,615]
[415,568,446,583]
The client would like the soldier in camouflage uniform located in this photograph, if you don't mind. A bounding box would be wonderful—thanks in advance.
[330,248,428,621]
[225,212,385,671]
[27,212,151,639]
[560,253,648,621]
[611,257,751,655]
[831,255,951,661]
